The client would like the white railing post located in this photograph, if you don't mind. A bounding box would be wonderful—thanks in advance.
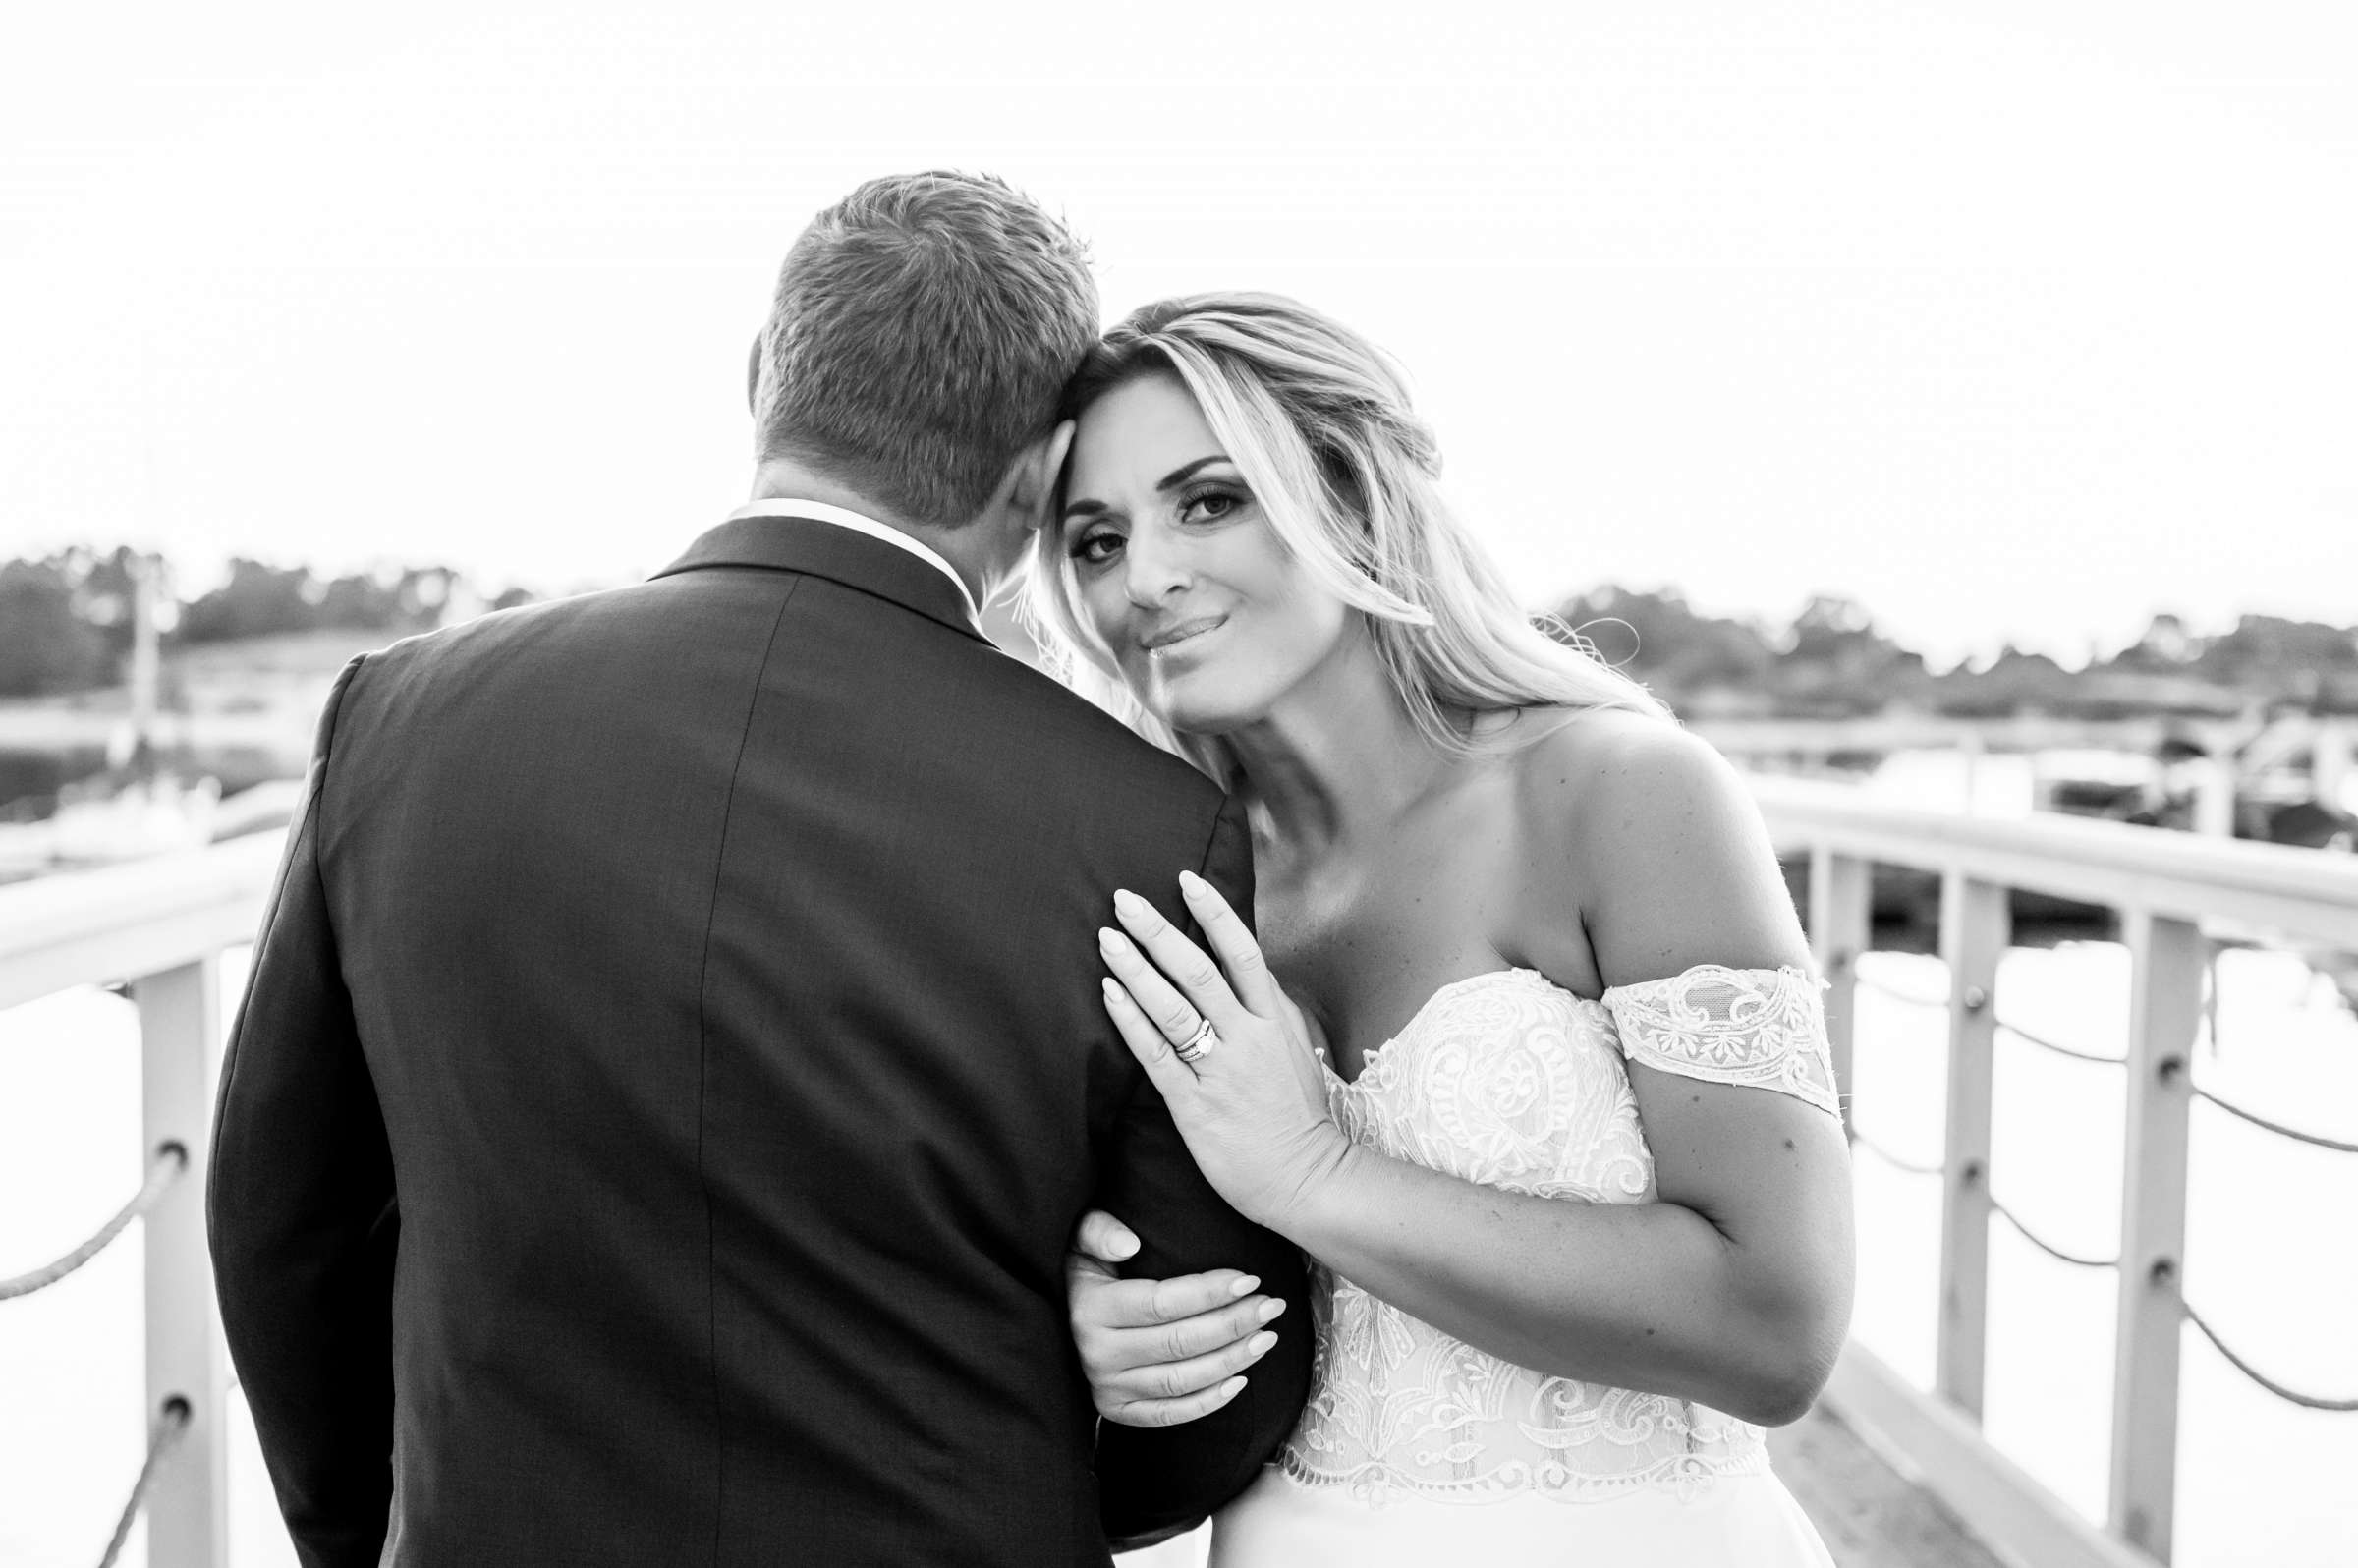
[1936,872,2007,1420]
[136,957,229,1568]
[2314,719,2352,812]
[1808,847,1873,1139]
[2189,758,2238,837]
[2108,911,2200,1562]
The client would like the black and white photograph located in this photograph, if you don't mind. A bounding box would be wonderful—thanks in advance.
[4,5,2355,1566]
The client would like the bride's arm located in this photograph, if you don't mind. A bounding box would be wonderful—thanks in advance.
[1284,724,1853,1425]
[1095,723,1853,1428]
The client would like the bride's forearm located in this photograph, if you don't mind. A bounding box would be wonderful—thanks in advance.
[1281,1143,1833,1427]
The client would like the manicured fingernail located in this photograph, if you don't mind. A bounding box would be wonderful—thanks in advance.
[1113,888,1147,916]
[1229,1274,1261,1298]
[1097,927,1121,951]
[1247,1332,1277,1357]
[1179,869,1207,894]
[1218,1376,1247,1400]
[1257,1298,1285,1323]
[1109,1233,1139,1260]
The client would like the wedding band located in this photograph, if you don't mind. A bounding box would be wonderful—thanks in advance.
[1173,1018,1219,1064]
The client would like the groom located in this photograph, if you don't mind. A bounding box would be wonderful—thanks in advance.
[208,171,1311,1566]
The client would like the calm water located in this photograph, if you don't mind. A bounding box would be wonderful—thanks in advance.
[4,941,2355,1566]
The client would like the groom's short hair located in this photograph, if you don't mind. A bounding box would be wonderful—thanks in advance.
[753,172,1097,529]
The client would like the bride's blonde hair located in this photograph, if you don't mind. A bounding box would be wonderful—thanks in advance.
[1027,292,1669,782]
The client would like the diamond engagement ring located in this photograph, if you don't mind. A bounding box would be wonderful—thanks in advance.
[1173,1018,1219,1064]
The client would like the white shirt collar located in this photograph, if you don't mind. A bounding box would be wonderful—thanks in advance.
[726,497,981,625]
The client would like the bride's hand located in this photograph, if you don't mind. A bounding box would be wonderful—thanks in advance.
[1099,870,1354,1236]
[1063,1209,1289,1428]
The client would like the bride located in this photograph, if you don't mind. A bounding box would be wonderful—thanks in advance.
[1038,294,1853,1564]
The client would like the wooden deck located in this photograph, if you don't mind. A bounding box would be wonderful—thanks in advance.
[1772,1400,2003,1568]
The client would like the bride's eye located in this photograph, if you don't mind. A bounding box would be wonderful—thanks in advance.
[1069,528,1124,567]
[1177,483,1245,525]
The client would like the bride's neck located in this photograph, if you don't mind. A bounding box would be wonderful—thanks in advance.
[1223,633,1453,857]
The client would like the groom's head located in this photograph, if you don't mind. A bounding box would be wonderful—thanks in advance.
[751,172,1096,531]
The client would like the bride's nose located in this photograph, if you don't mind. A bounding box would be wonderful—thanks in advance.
[1121,525,1193,610]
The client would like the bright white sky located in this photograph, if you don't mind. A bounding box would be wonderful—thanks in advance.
[3,1,2352,667]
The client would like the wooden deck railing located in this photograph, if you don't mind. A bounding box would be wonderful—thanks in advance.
[1,831,281,1568]
[1754,775,2358,1568]
[6,780,2357,1565]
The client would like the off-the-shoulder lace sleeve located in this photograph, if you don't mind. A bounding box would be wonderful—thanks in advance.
[1600,965,1839,1117]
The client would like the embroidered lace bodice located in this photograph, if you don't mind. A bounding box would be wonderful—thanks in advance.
[1277,964,1836,1506]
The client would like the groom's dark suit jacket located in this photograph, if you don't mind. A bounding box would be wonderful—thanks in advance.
[208,515,1313,1567]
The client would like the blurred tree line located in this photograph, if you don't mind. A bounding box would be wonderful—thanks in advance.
[0,547,536,698]
[4,547,2353,715]
[1547,587,2358,719]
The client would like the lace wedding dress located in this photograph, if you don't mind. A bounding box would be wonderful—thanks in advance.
[1209,965,1840,1567]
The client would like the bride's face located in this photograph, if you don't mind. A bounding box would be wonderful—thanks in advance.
[1060,372,1351,735]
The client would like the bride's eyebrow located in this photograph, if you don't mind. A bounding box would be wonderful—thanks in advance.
[1059,453,1237,526]
[1156,455,1233,490]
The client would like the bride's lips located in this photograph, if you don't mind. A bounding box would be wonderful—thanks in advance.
[1140,615,1226,660]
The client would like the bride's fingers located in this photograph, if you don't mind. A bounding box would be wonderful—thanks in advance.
[1095,1325,1280,1416]
[1101,977,1204,1100]
[1075,1271,1259,1334]
[1098,926,1212,1048]
[1110,889,1249,1031]
[1098,1371,1250,1429]
[1176,869,1282,1018]
[1071,1210,1141,1268]
[1070,1279,1277,1376]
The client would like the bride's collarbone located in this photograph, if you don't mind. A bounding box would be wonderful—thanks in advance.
[1259,793,1517,918]
[1261,908,1530,1080]
[1249,764,1600,1055]
[1255,843,1603,1064]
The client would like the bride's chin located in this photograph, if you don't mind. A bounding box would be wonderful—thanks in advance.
[1153,698,1258,739]
[1133,667,1268,737]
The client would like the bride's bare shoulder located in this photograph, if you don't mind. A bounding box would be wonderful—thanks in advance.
[1507,705,1725,833]
[1506,706,1800,980]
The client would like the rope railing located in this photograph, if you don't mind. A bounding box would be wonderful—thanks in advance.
[1846,945,2358,1423]
[1984,1187,2119,1270]
[1994,1017,2126,1067]
[97,1396,191,1568]
[1851,1126,1944,1177]
[1858,970,2133,1066]
[0,1144,187,1302]
[1862,964,2358,1159]
[1855,1131,2127,1272]
[1854,973,1950,1011]
[2182,1300,2358,1412]
[2186,1080,2358,1154]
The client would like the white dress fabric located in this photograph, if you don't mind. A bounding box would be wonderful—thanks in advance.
[1208,965,1840,1568]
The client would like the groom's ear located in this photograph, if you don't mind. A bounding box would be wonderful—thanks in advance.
[1037,420,1078,524]
[1009,420,1077,531]
[1039,420,1076,501]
